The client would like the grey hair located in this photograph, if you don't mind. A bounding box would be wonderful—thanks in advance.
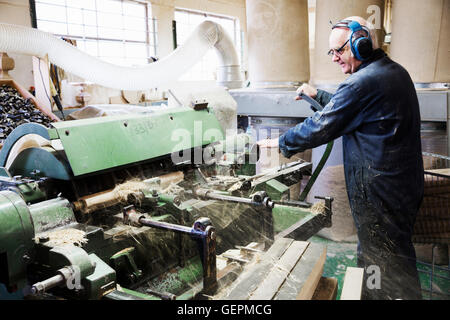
[343,16,380,49]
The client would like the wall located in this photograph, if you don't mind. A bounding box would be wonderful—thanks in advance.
[245,0,310,85]
[0,0,34,89]
[151,0,177,59]
[390,0,450,83]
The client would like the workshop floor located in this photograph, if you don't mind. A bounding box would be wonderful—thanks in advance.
[309,236,450,300]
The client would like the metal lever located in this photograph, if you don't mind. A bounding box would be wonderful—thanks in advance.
[299,93,324,112]
[195,188,275,209]
[123,206,217,295]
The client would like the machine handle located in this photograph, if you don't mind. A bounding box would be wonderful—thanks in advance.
[298,93,324,112]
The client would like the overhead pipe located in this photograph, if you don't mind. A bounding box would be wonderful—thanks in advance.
[0,21,243,90]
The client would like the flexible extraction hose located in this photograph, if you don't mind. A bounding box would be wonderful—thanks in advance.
[0,21,243,90]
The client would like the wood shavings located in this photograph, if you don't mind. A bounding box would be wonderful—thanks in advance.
[38,228,88,247]
[113,180,148,203]
[162,183,184,196]
[112,174,184,202]
[206,175,242,188]
[310,202,326,215]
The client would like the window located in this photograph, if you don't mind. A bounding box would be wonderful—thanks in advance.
[34,0,158,67]
[174,8,242,81]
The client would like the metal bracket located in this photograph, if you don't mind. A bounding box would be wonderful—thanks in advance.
[110,247,143,285]
[122,205,218,295]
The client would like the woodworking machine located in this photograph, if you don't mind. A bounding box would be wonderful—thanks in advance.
[0,103,333,300]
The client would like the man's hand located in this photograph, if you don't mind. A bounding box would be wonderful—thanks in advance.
[295,84,318,101]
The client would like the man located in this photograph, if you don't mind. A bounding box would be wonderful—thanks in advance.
[277,16,424,300]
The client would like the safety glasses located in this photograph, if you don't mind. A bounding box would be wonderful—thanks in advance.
[327,39,349,57]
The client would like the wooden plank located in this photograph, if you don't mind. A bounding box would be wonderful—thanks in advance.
[217,262,242,293]
[426,168,450,177]
[312,277,338,300]
[340,267,364,300]
[217,262,240,280]
[222,253,250,264]
[296,244,327,300]
[274,243,327,300]
[223,237,294,300]
[249,241,309,300]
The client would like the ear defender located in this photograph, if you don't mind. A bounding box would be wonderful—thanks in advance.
[347,21,373,61]
[332,20,374,61]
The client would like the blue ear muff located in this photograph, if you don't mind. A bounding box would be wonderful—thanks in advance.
[347,21,373,61]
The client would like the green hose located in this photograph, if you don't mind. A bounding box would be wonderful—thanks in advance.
[296,93,335,202]
[298,140,334,202]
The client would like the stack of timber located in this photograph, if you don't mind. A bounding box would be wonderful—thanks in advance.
[217,238,337,300]
[413,169,450,244]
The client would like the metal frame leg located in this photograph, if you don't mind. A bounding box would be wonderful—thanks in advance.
[430,244,435,299]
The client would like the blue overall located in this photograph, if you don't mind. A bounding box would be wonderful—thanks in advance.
[279,49,424,299]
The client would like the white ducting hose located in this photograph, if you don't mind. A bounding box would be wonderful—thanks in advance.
[0,21,243,90]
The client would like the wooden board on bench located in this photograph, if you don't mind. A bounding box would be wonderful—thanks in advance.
[219,238,328,300]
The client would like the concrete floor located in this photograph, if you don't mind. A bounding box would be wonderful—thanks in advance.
[309,235,450,300]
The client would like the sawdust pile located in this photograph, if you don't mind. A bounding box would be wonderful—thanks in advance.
[38,228,88,247]
[310,202,326,215]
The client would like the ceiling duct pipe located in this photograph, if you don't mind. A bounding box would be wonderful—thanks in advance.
[0,21,244,90]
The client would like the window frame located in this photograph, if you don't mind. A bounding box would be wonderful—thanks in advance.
[174,7,242,81]
[30,0,158,66]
